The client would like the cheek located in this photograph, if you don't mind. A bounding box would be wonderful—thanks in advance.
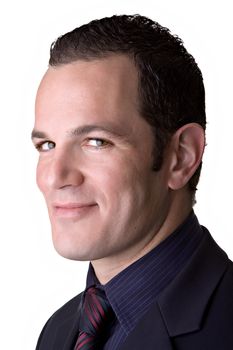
[93,160,148,210]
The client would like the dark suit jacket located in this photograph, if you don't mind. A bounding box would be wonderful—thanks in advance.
[36,230,233,349]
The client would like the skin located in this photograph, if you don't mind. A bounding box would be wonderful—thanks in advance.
[33,55,205,284]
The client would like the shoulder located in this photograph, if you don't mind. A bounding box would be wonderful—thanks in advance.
[171,236,233,349]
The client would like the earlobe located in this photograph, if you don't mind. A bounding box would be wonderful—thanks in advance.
[168,123,205,190]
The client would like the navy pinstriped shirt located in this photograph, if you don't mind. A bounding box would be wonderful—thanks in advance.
[86,211,204,349]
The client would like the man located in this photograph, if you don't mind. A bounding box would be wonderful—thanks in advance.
[32,15,233,350]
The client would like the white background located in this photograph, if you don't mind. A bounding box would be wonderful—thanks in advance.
[0,0,232,348]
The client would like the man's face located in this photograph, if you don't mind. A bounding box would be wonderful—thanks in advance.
[33,55,171,263]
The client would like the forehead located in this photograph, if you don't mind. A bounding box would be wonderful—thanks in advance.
[34,55,150,139]
[36,56,138,110]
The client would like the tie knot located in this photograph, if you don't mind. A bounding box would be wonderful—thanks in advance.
[79,286,115,337]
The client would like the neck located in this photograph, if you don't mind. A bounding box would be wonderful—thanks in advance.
[92,191,192,285]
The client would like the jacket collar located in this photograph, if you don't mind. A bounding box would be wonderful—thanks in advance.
[157,229,228,337]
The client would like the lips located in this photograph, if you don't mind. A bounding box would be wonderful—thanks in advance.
[52,202,97,218]
[54,202,95,209]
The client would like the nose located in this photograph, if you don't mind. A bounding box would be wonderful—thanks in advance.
[37,148,84,191]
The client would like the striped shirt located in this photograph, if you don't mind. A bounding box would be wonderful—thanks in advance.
[86,211,204,349]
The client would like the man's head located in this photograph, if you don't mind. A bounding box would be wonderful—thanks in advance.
[49,15,206,197]
[32,15,205,265]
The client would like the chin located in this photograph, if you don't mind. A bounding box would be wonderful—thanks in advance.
[53,243,90,261]
[52,234,103,261]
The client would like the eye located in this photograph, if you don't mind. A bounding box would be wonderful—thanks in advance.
[85,138,111,149]
[35,141,55,152]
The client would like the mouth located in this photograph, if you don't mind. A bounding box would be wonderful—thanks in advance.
[52,202,98,218]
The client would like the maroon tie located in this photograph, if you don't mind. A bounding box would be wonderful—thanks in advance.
[74,286,115,350]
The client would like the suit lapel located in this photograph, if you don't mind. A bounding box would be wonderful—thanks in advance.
[52,293,83,350]
[120,301,173,350]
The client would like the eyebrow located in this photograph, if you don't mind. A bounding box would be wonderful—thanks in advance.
[31,123,128,140]
[31,130,48,139]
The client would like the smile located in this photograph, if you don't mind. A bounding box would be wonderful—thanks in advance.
[52,203,98,218]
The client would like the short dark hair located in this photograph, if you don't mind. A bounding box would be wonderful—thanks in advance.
[49,14,206,201]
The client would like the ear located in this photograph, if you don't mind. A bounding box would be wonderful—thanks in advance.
[168,123,205,190]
